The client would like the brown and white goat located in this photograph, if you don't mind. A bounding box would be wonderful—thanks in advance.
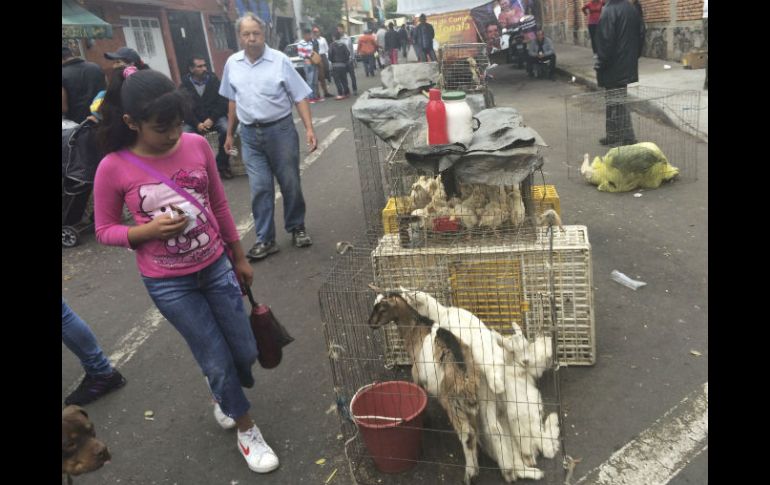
[368,293,481,485]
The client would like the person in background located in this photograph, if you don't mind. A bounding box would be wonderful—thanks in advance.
[410,17,423,62]
[311,26,333,99]
[103,46,150,71]
[336,23,358,95]
[595,0,644,146]
[220,13,317,260]
[384,23,401,66]
[62,46,106,123]
[527,29,557,80]
[63,299,127,406]
[297,29,320,102]
[414,14,437,62]
[329,31,351,99]
[375,24,388,68]
[702,0,707,90]
[398,23,409,59]
[582,0,605,58]
[357,29,378,77]
[180,56,233,179]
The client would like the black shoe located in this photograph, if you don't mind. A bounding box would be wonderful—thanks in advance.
[65,370,127,406]
[292,228,313,248]
[219,168,233,180]
[600,137,637,146]
[324,93,334,98]
[247,241,279,260]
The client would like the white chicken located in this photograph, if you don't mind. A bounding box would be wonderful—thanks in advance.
[478,201,510,232]
[450,200,479,229]
[507,185,526,226]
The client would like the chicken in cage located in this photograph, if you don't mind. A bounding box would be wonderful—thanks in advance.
[440,43,490,93]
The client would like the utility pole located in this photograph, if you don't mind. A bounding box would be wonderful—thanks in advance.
[344,0,350,30]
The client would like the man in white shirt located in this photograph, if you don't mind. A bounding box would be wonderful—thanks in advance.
[312,26,332,98]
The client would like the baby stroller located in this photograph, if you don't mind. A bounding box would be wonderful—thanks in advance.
[62,118,101,248]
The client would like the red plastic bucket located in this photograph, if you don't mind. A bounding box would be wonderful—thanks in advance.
[350,381,428,473]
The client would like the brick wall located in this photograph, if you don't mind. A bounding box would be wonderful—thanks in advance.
[643,0,670,23]
[540,0,706,61]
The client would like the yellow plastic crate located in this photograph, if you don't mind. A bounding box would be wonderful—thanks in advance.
[382,197,412,234]
[532,185,560,217]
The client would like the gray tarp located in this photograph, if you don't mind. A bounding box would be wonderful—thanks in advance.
[350,64,547,186]
[404,107,547,186]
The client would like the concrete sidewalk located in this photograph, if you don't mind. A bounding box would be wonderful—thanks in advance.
[552,42,708,141]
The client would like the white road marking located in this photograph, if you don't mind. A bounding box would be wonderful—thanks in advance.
[294,115,335,127]
[574,382,708,485]
[65,127,348,395]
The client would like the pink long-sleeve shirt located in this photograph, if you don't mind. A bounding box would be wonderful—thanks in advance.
[94,133,240,278]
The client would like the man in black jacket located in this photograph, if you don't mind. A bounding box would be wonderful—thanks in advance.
[62,47,106,123]
[180,56,233,178]
[415,14,436,62]
[594,0,645,146]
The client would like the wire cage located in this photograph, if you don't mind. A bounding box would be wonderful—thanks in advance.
[565,86,701,184]
[439,43,495,107]
[439,43,490,93]
[320,240,566,484]
[357,121,544,250]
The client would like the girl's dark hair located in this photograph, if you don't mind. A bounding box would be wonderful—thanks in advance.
[97,67,188,154]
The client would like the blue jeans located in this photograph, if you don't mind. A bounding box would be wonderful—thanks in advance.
[303,63,318,99]
[62,299,114,377]
[240,116,306,244]
[142,255,257,419]
[183,116,230,170]
[362,55,376,76]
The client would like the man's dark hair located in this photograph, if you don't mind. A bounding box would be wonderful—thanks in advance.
[62,46,73,60]
[485,22,500,32]
[419,14,427,22]
[187,56,206,69]
[388,23,394,30]
[302,28,312,35]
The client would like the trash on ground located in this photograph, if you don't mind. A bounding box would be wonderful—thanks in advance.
[663,64,672,69]
[634,192,643,198]
[144,410,154,421]
[610,270,647,290]
[315,458,326,465]
[690,350,702,356]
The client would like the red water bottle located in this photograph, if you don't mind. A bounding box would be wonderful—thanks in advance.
[426,88,448,145]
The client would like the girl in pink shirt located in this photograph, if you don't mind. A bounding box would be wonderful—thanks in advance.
[94,67,280,474]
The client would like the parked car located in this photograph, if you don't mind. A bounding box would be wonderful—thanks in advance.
[283,43,307,81]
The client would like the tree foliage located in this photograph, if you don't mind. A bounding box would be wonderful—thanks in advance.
[303,0,344,35]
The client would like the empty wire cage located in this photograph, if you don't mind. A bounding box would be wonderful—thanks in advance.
[320,239,565,484]
[565,86,701,184]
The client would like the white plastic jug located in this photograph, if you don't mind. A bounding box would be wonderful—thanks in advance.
[442,91,480,146]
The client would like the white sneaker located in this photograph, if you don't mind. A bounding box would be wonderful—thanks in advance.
[213,403,237,430]
[237,425,280,473]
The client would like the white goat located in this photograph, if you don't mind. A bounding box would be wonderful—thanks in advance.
[368,293,481,485]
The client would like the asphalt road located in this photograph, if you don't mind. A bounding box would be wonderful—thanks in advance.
[63,60,707,484]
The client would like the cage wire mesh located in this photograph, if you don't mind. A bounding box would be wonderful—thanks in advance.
[565,86,701,184]
[320,238,566,484]
[439,43,495,107]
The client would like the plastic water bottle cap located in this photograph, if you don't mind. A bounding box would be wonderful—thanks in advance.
[428,88,442,101]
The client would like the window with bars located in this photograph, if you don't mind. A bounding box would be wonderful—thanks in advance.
[210,16,236,50]
[120,17,161,57]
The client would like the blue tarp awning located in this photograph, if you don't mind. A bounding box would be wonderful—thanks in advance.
[62,0,113,39]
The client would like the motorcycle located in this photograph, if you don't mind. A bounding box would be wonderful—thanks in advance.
[505,24,528,69]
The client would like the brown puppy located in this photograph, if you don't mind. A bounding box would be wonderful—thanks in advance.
[62,405,111,483]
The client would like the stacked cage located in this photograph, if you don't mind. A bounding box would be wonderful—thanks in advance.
[565,86,702,184]
[320,242,565,483]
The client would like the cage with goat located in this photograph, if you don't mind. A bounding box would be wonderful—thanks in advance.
[320,240,566,484]
[565,86,702,189]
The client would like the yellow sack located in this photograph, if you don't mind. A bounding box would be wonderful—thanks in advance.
[580,142,679,192]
